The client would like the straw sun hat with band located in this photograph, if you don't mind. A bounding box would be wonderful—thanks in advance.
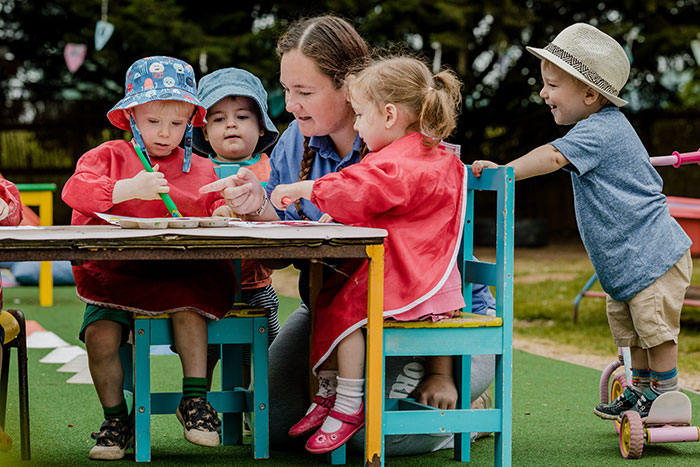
[526,23,630,107]
[107,56,207,173]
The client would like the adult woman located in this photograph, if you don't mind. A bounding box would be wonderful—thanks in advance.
[201,15,495,454]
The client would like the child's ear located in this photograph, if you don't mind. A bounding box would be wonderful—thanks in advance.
[584,87,601,106]
[202,126,209,142]
[384,104,398,129]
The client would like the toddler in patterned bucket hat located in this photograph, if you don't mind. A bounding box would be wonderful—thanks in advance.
[107,55,207,172]
[62,56,238,460]
[471,22,692,427]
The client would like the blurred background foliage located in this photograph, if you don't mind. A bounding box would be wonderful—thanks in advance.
[1,0,698,230]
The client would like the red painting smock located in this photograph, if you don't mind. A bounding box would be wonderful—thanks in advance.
[62,140,236,319]
[309,132,466,372]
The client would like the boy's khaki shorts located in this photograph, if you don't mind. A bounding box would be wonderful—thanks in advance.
[606,249,692,349]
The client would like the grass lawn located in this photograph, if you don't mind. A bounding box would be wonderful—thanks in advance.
[473,243,700,383]
[1,244,700,465]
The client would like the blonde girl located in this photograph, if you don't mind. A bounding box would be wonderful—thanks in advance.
[269,56,468,454]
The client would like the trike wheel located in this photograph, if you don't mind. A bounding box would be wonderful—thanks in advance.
[619,410,644,459]
[611,374,627,434]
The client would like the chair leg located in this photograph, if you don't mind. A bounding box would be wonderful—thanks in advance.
[133,320,152,462]
[0,344,9,430]
[221,343,242,446]
[10,309,30,460]
[250,316,269,459]
[453,354,470,462]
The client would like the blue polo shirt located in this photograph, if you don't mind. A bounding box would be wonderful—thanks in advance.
[552,106,691,302]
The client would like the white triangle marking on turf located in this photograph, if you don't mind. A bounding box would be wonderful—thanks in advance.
[26,331,69,349]
[40,345,86,364]
[57,354,89,373]
[66,366,93,384]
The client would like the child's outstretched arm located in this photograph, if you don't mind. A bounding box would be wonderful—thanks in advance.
[472,144,569,180]
[112,163,170,203]
[270,181,315,210]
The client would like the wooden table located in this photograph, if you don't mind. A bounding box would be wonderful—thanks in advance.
[0,223,388,465]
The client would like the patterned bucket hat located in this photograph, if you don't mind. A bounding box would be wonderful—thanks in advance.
[526,23,630,107]
[107,56,207,172]
[193,67,279,157]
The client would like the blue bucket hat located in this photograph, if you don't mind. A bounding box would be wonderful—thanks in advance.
[192,67,279,157]
[107,56,207,172]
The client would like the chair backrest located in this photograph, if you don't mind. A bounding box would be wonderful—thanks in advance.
[460,166,515,323]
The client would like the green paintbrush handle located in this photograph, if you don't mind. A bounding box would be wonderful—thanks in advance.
[133,145,182,217]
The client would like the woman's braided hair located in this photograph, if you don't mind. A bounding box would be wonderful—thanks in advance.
[276,15,370,219]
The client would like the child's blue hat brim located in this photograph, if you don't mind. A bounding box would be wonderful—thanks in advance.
[192,67,279,156]
[107,56,207,131]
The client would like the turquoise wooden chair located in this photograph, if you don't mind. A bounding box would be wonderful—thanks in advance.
[328,165,514,466]
[0,308,30,460]
[120,269,270,462]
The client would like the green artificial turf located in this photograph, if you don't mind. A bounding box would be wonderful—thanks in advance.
[2,286,700,466]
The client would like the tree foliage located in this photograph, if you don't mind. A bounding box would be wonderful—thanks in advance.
[1,0,698,227]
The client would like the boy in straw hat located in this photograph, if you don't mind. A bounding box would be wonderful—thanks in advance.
[62,56,237,459]
[472,23,692,420]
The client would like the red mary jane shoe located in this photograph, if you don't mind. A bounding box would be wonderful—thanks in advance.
[288,394,336,438]
[305,402,365,454]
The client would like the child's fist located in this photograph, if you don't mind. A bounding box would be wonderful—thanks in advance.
[113,164,170,203]
[471,160,498,177]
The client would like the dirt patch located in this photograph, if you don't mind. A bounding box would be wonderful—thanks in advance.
[516,272,577,283]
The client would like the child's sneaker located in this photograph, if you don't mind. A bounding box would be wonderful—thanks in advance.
[593,387,638,420]
[88,416,134,460]
[176,397,221,447]
[628,387,658,419]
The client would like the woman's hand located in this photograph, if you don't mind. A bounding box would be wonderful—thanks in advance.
[200,168,274,219]
[113,164,170,203]
[318,213,334,223]
[212,205,235,218]
[409,374,458,410]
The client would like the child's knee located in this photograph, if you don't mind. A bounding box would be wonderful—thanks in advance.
[84,321,122,354]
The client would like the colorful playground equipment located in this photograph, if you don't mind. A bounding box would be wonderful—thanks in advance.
[573,148,700,322]
[599,348,700,459]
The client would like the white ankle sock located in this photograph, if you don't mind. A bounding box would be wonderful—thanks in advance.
[305,370,338,415]
[320,376,364,433]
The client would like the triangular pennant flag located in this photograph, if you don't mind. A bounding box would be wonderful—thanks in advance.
[64,43,87,73]
[95,20,114,51]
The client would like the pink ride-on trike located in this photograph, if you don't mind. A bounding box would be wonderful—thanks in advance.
[599,348,700,458]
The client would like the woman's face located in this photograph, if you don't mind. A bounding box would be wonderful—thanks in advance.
[280,49,355,138]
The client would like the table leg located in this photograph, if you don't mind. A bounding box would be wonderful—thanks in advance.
[364,244,384,466]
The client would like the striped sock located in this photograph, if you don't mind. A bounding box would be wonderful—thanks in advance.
[651,367,679,394]
[183,377,208,400]
[103,399,129,420]
[630,368,650,395]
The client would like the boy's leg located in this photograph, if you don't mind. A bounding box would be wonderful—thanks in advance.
[171,311,220,447]
[626,251,690,417]
[594,297,644,419]
[80,307,133,460]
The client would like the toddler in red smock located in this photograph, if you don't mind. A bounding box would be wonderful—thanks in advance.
[271,56,466,454]
[0,178,23,451]
[62,56,235,460]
